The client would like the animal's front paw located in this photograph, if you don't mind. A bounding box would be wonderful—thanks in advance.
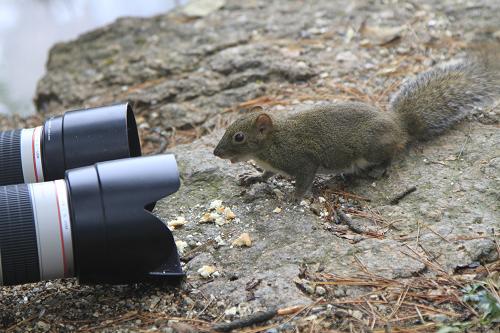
[239,172,266,186]
[292,194,313,205]
[292,189,313,203]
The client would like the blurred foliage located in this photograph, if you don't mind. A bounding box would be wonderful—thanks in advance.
[438,278,500,332]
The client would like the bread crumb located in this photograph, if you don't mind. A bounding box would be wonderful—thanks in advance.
[168,216,187,229]
[175,240,189,255]
[232,233,252,247]
[198,265,217,278]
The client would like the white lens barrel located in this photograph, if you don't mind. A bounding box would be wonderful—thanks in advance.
[29,180,74,280]
[20,126,45,183]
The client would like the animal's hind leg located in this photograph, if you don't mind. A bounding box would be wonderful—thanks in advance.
[364,159,391,179]
[363,139,398,179]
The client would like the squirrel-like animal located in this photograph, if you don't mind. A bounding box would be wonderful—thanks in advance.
[214,57,499,199]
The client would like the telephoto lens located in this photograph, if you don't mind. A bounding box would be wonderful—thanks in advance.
[0,103,141,186]
[0,154,183,286]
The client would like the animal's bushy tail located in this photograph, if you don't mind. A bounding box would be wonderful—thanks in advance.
[390,56,499,140]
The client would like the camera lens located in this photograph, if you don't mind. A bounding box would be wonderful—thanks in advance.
[0,103,141,186]
[0,154,183,286]
[0,180,73,285]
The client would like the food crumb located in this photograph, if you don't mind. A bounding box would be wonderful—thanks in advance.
[232,233,252,247]
[175,240,189,255]
[198,265,218,279]
[199,200,238,226]
[167,216,187,230]
[224,207,236,220]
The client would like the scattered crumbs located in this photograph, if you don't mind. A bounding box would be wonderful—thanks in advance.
[175,240,189,255]
[214,235,227,248]
[198,265,218,279]
[224,207,236,220]
[209,199,223,210]
[200,212,218,223]
[215,215,226,226]
[199,199,238,226]
[232,233,252,247]
[167,216,187,230]
[273,207,282,213]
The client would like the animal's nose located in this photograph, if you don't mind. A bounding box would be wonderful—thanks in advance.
[213,146,223,157]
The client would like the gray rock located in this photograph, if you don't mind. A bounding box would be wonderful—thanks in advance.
[182,0,226,17]
[34,6,316,131]
[36,321,50,332]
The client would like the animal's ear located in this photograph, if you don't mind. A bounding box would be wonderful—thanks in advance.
[249,105,264,112]
[255,113,273,135]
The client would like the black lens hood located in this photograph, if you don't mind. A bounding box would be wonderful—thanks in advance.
[43,103,141,181]
[65,154,183,284]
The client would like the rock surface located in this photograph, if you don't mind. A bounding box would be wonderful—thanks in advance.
[1,0,499,332]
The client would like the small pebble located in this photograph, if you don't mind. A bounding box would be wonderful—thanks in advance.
[315,286,326,296]
[224,306,238,316]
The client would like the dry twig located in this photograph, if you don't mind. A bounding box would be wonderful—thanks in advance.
[389,186,417,205]
[212,309,278,332]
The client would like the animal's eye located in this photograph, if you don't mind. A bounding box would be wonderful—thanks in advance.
[234,132,245,143]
